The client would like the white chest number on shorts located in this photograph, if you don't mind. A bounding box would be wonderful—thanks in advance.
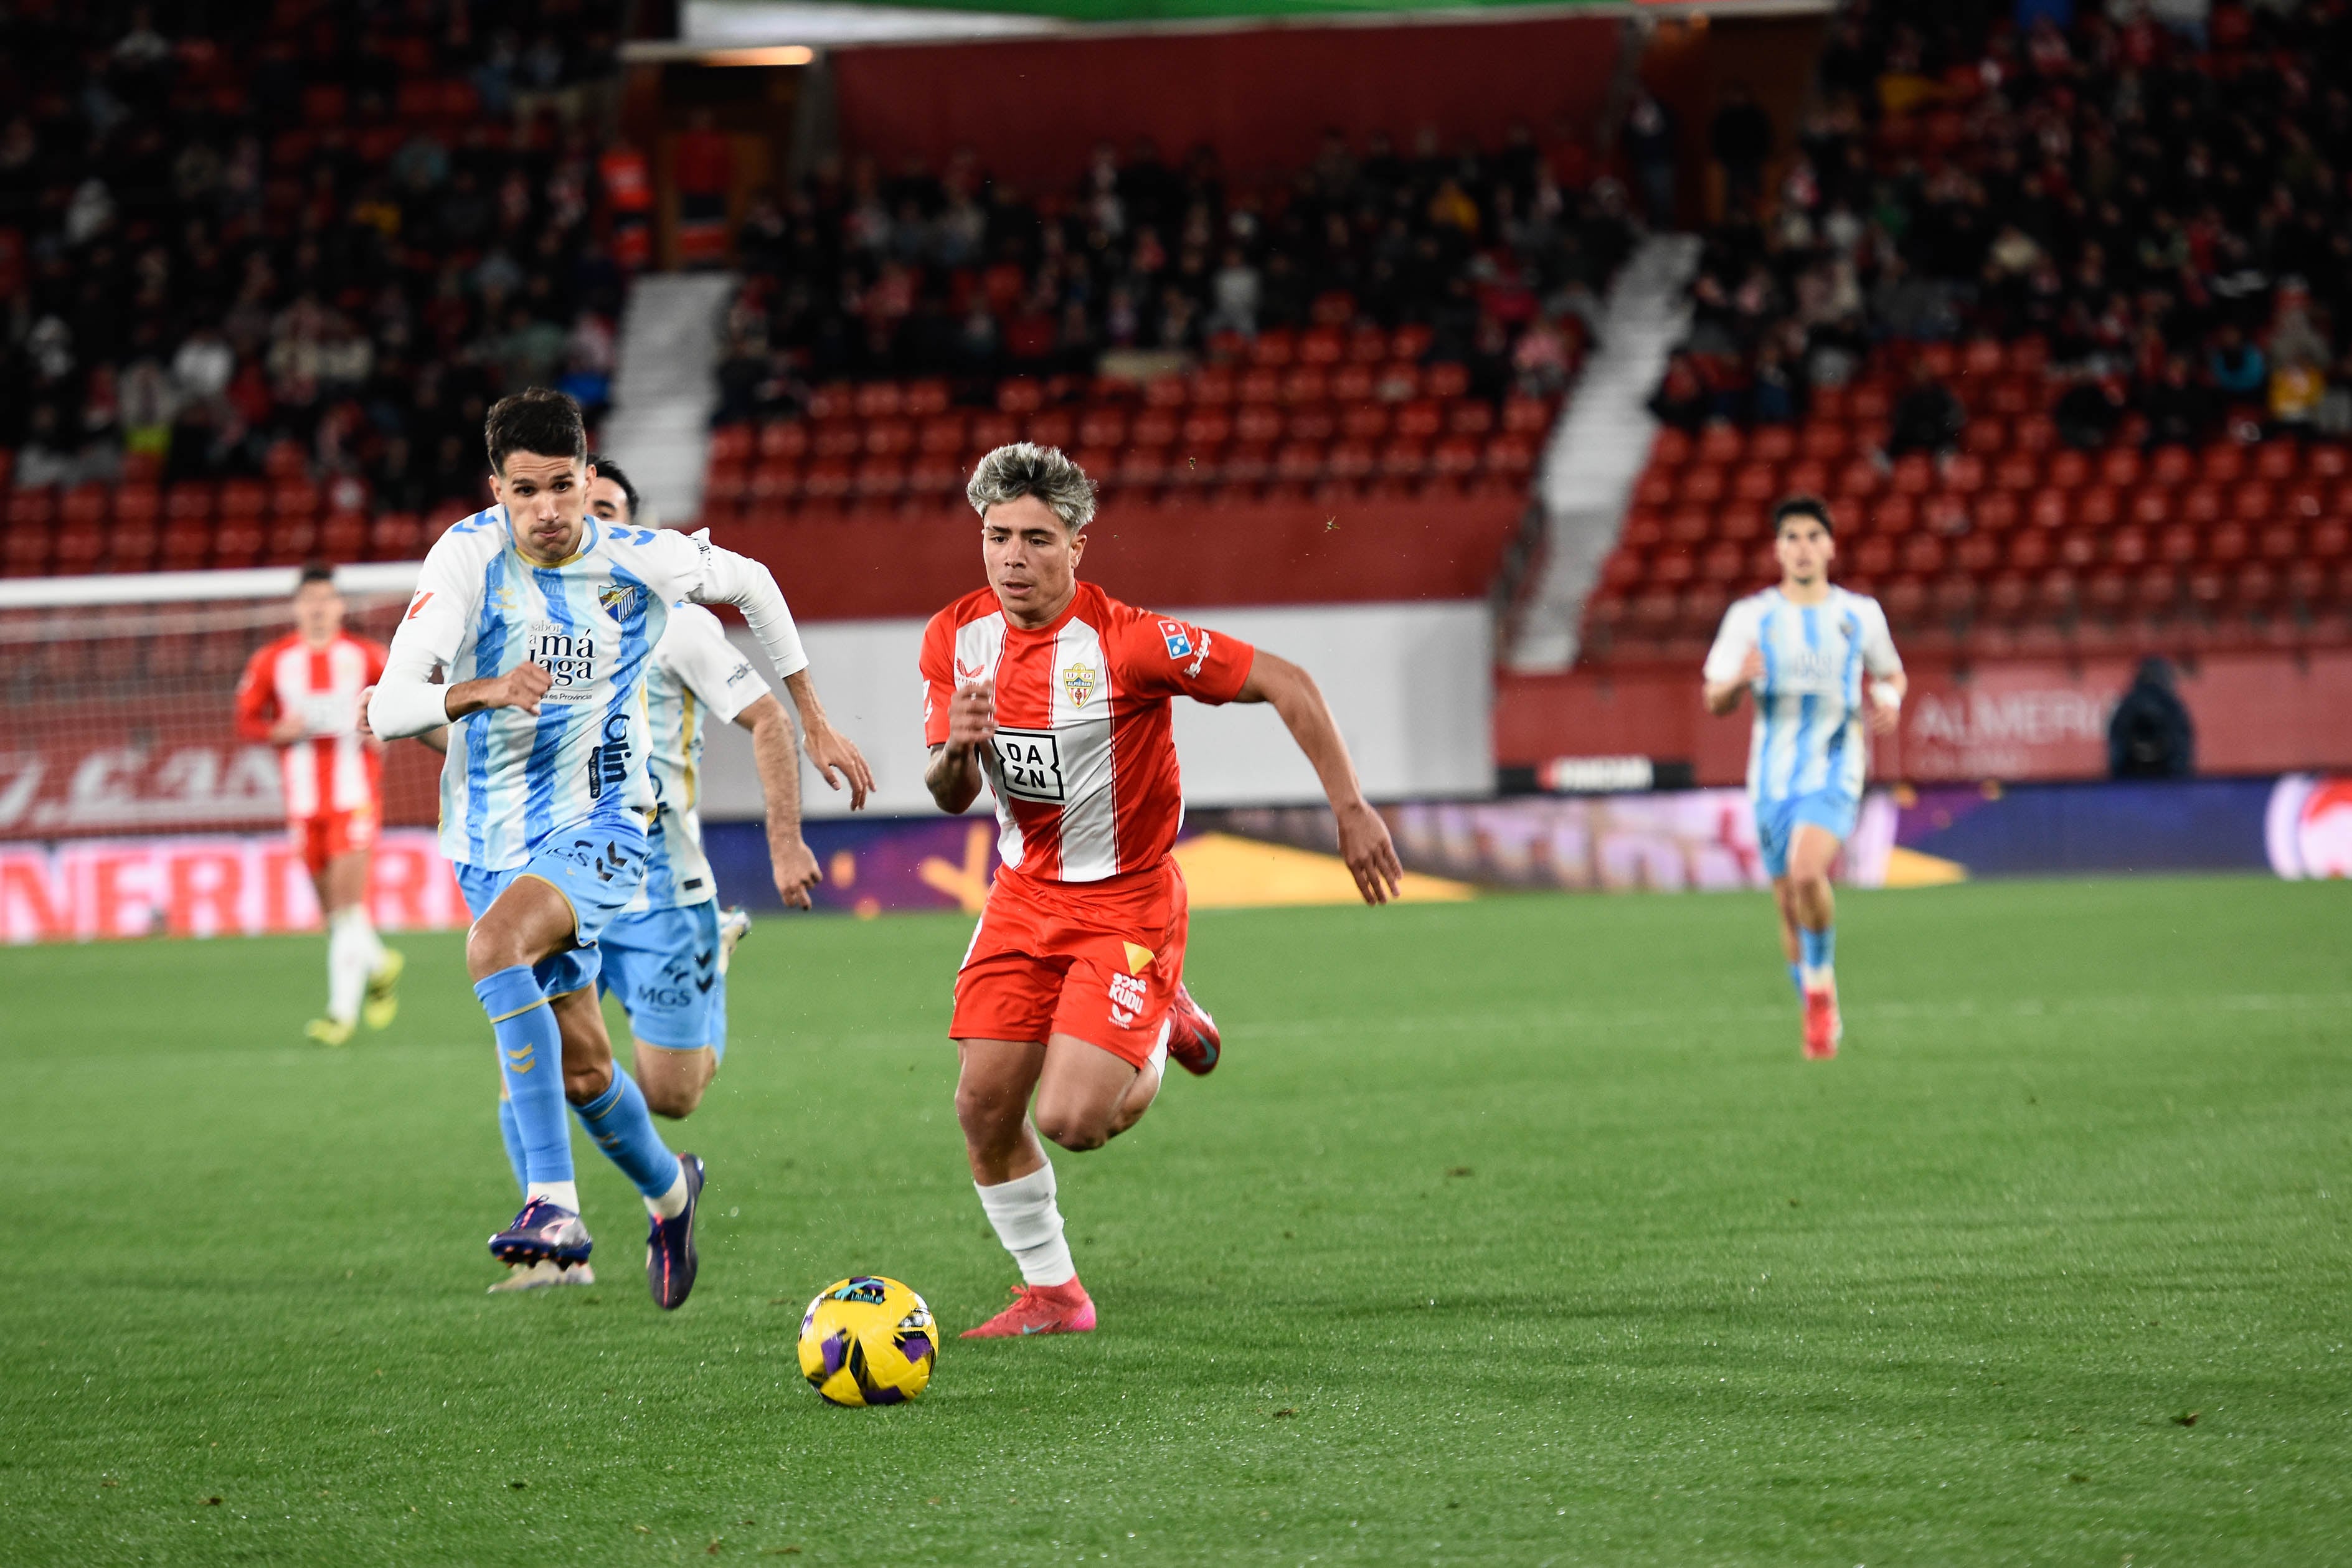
[989,727,1065,803]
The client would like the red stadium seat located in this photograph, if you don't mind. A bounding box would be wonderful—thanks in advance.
[2198,443,2246,484]
[1679,466,1726,506]
[1501,396,1552,436]
[1027,410,1076,449]
[2074,486,2118,528]
[370,514,423,559]
[1077,409,1128,448]
[1697,425,1744,464]
[1666,508,1712,545]
[2100,449,2145,488]
[1731,463,1778,504]
[1285,405,1337,443]
[864,420,913,458]
[2179,486,2223,526]
[1393,401,1443,440]
[1798,422,1850,462]
[1183,409,1235,449]
[1249,329,1296,368]
[1281,367,1329,406]
[1652,428,1694,466]
[853,382,904,420]
[2252,442,2300,483]
[1446,400,1495,437]
[903,379,951,417]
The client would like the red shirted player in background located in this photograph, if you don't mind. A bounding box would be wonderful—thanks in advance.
[923,444,1404,1338]
[234,562,404,1045]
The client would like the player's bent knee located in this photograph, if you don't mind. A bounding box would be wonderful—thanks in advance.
[1034,1110,1110,1153]
[563,1058,614,1105]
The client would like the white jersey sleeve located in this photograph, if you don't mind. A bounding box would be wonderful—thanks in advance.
[655,603,772,725]
[369,527,488,739]
[628,526,811,683]
[1855,595,1904,678]
[1702,595,1767,686]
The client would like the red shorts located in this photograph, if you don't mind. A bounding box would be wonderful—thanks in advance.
[950,858,1190,1069]
[290,805,379,877]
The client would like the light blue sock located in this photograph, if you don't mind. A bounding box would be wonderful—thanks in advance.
[475,966,573,1189]
[1788,961,1805,998]
[574,1068,682,1201]
[496,1096,529,1199]
[710,972,728,1065]
[1800,925,1835,973]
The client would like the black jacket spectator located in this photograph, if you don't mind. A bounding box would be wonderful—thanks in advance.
[2108,659,2195,780]
[2052,379,2124,450]
[2138,356,2221,450]
[1886,364,1965,458]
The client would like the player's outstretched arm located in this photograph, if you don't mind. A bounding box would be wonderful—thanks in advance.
[781,668,874,811]
[1234,653,1403,905]
[923,682,994,815]
[672,535,874,810]
[733,693,821,909]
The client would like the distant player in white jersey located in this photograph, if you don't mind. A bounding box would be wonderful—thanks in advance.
[1703,496,1906,1059]
[367,389,864,1310]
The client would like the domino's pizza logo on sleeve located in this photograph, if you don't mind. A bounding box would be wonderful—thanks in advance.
[1158,619,1194,659]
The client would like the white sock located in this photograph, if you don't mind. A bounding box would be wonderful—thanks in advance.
[326,907,373,1024]
[1802,963,1836,992]
[976,1161,1075,1287]
[526,1179,580,1212]
[645,1166,690,1221]
[1146,1023,1169,1081]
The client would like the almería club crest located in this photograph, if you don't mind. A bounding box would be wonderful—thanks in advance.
[1062,662,1098,708]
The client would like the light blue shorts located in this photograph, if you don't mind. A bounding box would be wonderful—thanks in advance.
[598,901,730,1058]
[455,811,651,999]
[1755,790,1859,879]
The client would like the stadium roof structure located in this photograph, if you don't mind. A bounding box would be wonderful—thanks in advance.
[632,0,1824,54]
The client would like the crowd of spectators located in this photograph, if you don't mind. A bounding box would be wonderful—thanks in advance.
[713,126,1637,423]
[1661,0,2352,449]
[0,0,635,517]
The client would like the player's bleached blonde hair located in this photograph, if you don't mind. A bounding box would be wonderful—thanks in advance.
[965,442,1098,533]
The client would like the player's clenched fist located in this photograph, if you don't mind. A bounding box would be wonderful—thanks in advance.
[945,681,997,749]
[483,662,556,714]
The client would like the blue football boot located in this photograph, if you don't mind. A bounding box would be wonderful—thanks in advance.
[646,1153,706,1311]
[488,1197,593,1268]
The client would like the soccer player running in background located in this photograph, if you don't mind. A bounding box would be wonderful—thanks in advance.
[923,444,1404,1338]
[234,562,404,1046]
[368,389,846,1310]
[1703,496,1906,1060]
[407,456,874,1292]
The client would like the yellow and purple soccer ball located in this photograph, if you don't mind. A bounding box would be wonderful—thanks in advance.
[796,1277,937,1407]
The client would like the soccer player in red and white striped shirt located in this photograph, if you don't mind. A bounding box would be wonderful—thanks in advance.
[234,562,404,1045]
[923,444,1404,1338]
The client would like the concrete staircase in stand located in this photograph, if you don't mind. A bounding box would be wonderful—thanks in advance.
[600,272,739,527]
[1504,233,1701,671]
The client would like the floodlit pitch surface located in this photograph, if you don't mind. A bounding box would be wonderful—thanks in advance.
[2,876,2348,1564]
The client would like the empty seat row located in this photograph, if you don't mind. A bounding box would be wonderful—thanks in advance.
[0,512,447,577]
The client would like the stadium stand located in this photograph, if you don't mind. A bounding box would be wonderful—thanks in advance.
[0,0,634,577]
[698,133,1630,526]
[1586,0,2352,663]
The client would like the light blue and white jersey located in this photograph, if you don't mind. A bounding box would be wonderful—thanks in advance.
[626,603,774,913]
[394,508,723,870]
[1703,585,1903,803]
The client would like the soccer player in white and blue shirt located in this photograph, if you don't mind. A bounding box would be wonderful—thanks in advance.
[368,390,860,1308]
[1703,496,1906,1060]
[424,457,868,1292]
[583,457,856,1118]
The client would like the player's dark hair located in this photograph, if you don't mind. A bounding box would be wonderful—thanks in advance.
[1773,494,1835,536]
[295,560,337,589]
[484,387,587,475]
[585,451,639,521]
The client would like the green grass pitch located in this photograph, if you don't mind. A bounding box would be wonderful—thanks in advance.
[2,875,2348,1564]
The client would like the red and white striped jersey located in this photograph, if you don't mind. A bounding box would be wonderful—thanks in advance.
[234,632,388,821]
[921,582,1255,883]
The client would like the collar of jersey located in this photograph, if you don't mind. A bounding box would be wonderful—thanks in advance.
[998,581,1088,640]
[503,507,599,569]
